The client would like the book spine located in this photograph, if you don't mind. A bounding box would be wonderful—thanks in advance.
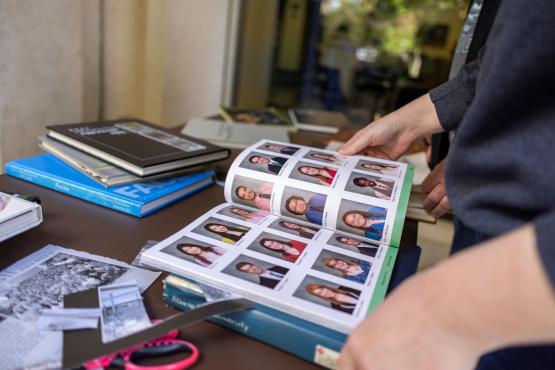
[5,163,143,217]
[163,282,345,368]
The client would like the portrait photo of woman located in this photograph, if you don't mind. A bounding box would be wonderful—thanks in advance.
[304,151,340,164]
[275,220,319,239]
[341,206,387,241]
[305,283,360,314]
[258,237,307,263]
[217,206,267,224]
[349,176,394,200]
[204,223,249,244]
[295,165,337,186]
[176,243,225,267]
[355,160,400,176]
[321,257,371,284]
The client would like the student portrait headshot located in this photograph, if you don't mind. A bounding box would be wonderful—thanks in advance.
[222,255,289,290]
[293,275,360,315]
[289,161,338,187]
[303,150,342,164]
[337,200,388,241]
[191,217,251,245]
[257,142,300,156]
[355,159,400,177]
[312,250,372,284]
[247,232,307,263]
[327,233,379,257]
[231,176,274,212]
[268,218,320,239]
[217,205,268,224]
[281,187,327,225]
[239,151,289,175]
[344,172,395,200]
[160,236,227,268]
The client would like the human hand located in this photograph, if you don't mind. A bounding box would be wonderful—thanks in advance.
[421,159,451,217]
[338,270,480,370]
[339,94,443,160]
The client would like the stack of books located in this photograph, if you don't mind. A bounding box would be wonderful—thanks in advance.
[5,119,230,217]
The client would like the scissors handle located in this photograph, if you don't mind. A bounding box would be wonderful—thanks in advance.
[124,339,199,370]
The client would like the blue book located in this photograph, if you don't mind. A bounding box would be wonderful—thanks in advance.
[163,275,346,369]
[5,154,215,217]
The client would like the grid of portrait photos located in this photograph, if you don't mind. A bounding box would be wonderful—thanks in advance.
[224,139,410,245]
[143,202,395,334]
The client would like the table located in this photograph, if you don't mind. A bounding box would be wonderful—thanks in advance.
[0,172,417,369]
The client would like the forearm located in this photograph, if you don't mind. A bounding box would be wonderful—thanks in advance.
[388,93,445,140]
[418,224,555,353]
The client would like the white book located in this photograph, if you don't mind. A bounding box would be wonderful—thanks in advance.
[0,192,43,243]
[141,139,415,334]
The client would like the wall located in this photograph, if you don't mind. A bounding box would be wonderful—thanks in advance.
[0,0,235,169]
[0,0,100,167]
[103,0,234,127]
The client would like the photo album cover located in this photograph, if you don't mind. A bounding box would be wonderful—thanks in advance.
[141,140,414,333]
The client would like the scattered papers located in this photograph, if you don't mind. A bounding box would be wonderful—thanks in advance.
[99,282,151,343]
[131,240,161,272]
[36,308,101,331]
[0,245,160,370]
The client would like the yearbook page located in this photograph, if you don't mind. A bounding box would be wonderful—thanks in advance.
[224,139,414,247]
[141,203,397,333]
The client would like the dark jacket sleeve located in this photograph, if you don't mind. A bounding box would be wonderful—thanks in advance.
[535,211,555,287]
[429,48,485,131]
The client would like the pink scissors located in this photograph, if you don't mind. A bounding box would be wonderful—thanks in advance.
[83,327,199,370]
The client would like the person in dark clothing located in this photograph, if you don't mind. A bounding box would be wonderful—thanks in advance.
[248,154,288,175]
[235,262,288,289]
[336,1,555,369]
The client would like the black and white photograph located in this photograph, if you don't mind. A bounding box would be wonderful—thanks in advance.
[216,205,268,224]
[280,186,327,226]
[0,253,128,321]
[221,255,289,289]
[99,283,151,342]
[256,142,300,156]
[336,199,388,241]
[354,159,400,177]
[190,217,250,245]
[312,250,372,284]
[293,275,361,315]
[231,175,274,212]
[288,161,338,187]
[161,235,227,267]
[239,151,289,175]
[344,172,396,200]
[303,150,343,165]
[268,218,320,239]
[246,232,307,263]
[327,232,379,257]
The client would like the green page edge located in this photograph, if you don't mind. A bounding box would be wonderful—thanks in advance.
[391,164,415,248]
[366,164,415,314]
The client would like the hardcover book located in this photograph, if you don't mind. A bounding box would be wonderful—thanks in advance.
[141,139,414,334]
[0,191,43,243]
[5,154,215,217]
[163,274,346,369]
[46,119,230,177]
[39,135,206,187]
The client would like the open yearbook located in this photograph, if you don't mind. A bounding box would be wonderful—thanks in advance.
[142,140,414,334]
